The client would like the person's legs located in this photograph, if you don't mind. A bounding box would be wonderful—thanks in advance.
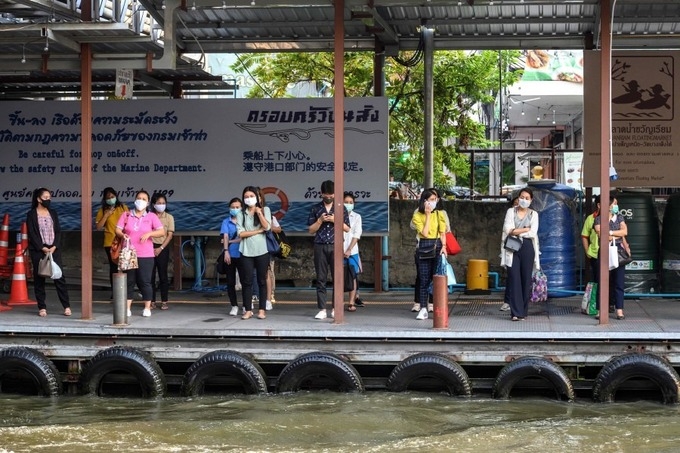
[517,241,535,318]
[313,243,330,310]
[253,253,270,313]
[156,247,170,302]
[240,256,255,313]
[611,265,626,312]
[105,246,117,295]
[225,260,238,307]
[29,250,47,312]
[136,258,155,313]
[507,255,524,318]
[51,249,70,310]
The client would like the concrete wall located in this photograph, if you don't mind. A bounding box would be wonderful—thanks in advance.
[51,198,667,290]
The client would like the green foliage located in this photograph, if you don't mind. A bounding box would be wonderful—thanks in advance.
[231,50,522,190]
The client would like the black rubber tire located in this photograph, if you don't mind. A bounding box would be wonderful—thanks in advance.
[492,356,574,401]
[0,347,61,396]
[593,353,680,404]
[277,351,363,393]
[386,352,472,396]
[181,350,268,396]
[80,346,166,398]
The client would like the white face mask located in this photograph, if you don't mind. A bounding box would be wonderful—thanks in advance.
[518,199,531,209]
[427,201,437,210]
[243,196,257,207]
[134,199,148,211]
[154,204,166,213]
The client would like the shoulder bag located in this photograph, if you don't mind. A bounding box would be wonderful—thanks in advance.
[445,231,462,255]
[265,230,281,255]
[504,235,522,252]
[273,229,292,259]
[110,212,130,264]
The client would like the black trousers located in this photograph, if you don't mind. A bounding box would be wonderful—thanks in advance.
[313,243,335,309]
[505,239,535,318]
[151,245,170,302]
[240,253,269,311]
[104,246,118,292]
[125,257,154,301]
[29,249,70,311]
[225,256,246,307]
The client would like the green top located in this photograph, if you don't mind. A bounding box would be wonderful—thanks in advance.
[581,213,599,259]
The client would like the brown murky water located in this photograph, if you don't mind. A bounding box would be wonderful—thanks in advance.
[2,393,680,452]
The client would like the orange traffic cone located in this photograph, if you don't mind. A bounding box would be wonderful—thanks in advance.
[0,214,9,266]
[3,242,36,306]
[20,222,28,255]
[21,223,32,279]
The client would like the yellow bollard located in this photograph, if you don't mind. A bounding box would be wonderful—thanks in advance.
[466,259,490,295]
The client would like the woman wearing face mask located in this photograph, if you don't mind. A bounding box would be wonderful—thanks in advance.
[150,193,174,311]
[220,197,246,316]
[501,187,541,321]
[115,190,165,318]
[594,191,628,320]
[411,188,448,320]
[343,192,363,312]
[26,188,72,317]
[95,187,128,297]
[236,186,272,320]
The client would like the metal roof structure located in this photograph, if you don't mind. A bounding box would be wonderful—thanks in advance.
[0,1,678,120]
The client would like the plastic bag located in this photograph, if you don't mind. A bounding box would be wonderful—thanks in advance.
[118,239,139,271]
[581,282,598,315]
[38,252,61,279]
[608,239,619,270]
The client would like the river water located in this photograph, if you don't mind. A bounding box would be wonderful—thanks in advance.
[2,393,680,452]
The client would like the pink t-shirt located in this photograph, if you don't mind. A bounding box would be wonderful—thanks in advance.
[116,211,163,258]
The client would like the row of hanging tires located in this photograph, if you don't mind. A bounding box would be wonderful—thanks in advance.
[1,346,680,403]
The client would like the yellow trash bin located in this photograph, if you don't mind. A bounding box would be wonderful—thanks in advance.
[466,259,490,294]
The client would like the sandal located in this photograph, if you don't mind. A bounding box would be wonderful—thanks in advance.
[160,302,169,310]
[38,309,47,317]
[150,302,157,310]
[63,307,72,317]
[347,304,357,312]
[511,316,519,321]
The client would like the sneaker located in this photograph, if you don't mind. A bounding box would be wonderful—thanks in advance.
[427,303,433,313]
[266,300,273,310]
[411,303,420,312]
[252,295,259,305]
[416,308,428,320]
[331,309,335,318]
[142,308,151,317]
[354,297,364,307]
[499,303,511,311]
[127,309,132,317]
[229,306,239,316]
[242,306,247,315]
[314,310,327,319]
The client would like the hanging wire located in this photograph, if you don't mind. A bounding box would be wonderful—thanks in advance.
[390,28,425,68]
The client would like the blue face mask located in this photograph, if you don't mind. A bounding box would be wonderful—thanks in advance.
[229,208,240,217]
[106,198,116,206]
[611,205,619,214]
[344,203,354,213]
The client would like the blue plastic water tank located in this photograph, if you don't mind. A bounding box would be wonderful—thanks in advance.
[527,182,578,297]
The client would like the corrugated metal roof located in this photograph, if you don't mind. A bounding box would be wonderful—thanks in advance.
[0,0,679,97]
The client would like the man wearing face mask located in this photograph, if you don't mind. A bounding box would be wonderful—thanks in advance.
[308,180,351,320]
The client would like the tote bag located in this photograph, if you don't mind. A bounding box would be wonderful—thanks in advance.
[608,239,619,270]
[118,239,139,271]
